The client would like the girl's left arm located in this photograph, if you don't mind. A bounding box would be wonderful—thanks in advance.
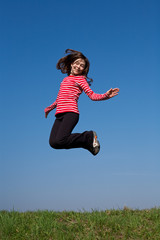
[78,77,119,101]
[44,100,57,118]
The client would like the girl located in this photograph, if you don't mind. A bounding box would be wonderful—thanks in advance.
[45,49,119,156]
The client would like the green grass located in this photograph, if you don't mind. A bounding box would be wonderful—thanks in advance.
[0,208,160,239]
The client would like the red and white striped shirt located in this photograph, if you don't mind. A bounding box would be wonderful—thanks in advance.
[45,75,109,115]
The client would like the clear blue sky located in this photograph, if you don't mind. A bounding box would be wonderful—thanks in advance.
[0,0,160,211]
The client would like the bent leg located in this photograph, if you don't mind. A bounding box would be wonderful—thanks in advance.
[49,112,93,150]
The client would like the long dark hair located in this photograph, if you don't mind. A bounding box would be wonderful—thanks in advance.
[56,49,93,85]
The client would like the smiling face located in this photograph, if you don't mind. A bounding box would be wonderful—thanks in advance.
[70,58,86,76]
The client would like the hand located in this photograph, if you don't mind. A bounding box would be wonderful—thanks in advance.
[107,88,120,98]
[45,111,49,118]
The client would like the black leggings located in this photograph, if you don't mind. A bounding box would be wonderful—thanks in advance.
[49,112,93,150]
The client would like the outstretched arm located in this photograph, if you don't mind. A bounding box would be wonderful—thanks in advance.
[77,77,119,101]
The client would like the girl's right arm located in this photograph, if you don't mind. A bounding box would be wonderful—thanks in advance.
[44,100,57,118]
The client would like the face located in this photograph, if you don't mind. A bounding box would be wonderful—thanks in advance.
[70,58,86,76]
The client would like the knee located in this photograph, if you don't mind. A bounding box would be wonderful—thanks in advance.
[49,137,66,149]
[49,138,60,149]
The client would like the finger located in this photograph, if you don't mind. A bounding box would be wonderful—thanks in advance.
[112,91,119,95]
[111,93,119,97]
[108,88,113,94]
[113,88,119,92]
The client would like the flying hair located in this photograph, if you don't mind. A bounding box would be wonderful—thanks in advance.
[56,49,93,85]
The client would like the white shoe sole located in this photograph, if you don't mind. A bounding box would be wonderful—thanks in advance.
[92,131,100,155]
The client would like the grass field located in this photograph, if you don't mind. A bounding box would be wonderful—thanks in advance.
[0,208,160,239]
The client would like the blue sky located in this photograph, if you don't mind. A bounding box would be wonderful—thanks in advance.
[0,0,160,211]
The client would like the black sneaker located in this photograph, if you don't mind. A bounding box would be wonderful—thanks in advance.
[89,131,100,155]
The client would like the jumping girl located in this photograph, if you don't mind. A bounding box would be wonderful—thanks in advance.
[45,49,119,156]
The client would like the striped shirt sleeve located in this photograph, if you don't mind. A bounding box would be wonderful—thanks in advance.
[44,100,57,113]
[76,77,110,101]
